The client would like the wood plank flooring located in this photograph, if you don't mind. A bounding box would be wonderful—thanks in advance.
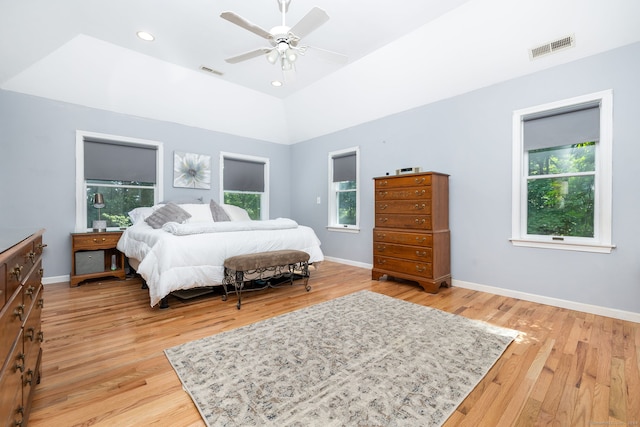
[29,261,640,426]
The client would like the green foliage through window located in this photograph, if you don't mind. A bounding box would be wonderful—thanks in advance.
[336,180,356,226]
[86,181,155,229]
[526,142,595,237]
[224,192,261,220]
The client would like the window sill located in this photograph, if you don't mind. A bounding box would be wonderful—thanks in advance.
[326,226,360,234]
[510,238,615,254]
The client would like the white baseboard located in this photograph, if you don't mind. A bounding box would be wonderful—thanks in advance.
[452,279,640,323]
[324,258,640,323]
[43,275,69,285]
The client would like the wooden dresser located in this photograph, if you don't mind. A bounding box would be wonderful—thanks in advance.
[372,172,451,293]
[0,229,46,426]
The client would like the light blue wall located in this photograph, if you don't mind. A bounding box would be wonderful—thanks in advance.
[290,42,640,314]
[0,91,291,278]
[2,42,638,314]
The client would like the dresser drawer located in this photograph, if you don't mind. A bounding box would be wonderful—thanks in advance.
[0,288,24,369]
[5,244,31,297]
[72,232,121,250]
[0,331,24,427]
[375,214,432,230]
[375,186,432,201]
[373,256,433,279]
[375,174,432,189]
[375,199,432,214]
[373,243,432,262]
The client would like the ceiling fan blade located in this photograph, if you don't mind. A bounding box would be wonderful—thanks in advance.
[289,7,330,39]
[225,48,272,64]
[220,11,273,40]
[306,46,348,64]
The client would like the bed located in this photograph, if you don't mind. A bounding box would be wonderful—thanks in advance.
[116,201,324,307]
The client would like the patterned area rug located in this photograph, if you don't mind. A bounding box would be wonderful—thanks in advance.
[165,290,518,426]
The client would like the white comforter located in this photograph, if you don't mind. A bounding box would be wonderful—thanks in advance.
[117,220,324,307]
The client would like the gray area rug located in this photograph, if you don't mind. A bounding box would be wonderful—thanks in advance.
[165,290,518,426]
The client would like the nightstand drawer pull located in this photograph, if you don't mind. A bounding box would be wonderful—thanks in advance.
[93,237,107,243]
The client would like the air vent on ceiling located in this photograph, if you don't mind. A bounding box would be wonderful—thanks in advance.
[529,34,575,60]
[199,65,224,76]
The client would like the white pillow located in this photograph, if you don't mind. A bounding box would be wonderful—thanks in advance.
[222,204,252,221]
[180,204,213,223]
[128,207,155,224]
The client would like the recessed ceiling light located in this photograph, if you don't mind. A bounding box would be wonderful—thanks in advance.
[271,80,283,87]
[136,31,155,41]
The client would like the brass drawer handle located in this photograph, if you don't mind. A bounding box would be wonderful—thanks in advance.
[376,233,386,239]
[39,268,44,277]
[376,245,386,252]
[379,217,388,223]
[92,237,107,243]
[27,251,36,263]
[38,298,44,309]
[25,327,35,342]
[415,251,427,257]
[414,203,426,210]
[37,243,48,251]
[38,331,45,343]
[378,191,388,197]
[25,286,35,300]
[11,264,23,281]
[14,304,25,321]
[24,369,34,386]
[415,265,427,273]
[416,237,427,243]
[377,259,386,264]
[378,204,388,210]
[414,218,426,224]
[415,189,425,196]
[15,353,25,373]
[379,180,388,186]
[414,177,425,184]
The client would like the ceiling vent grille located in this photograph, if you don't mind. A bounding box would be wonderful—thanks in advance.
[199,65,224,76]
[529,34,575,60]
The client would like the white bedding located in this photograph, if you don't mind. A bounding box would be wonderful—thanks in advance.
[117,220,324,307]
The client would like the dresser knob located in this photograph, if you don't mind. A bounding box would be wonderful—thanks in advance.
[25,286,35,300]
[11,264,23,281]
[25,327,35,341]
[380,180,388,186]
[13,304,25,321]
[414,203,426,210]
[380,217,388,223]
[415,190,425,196]
[27,251,36,263]
[416,251,427,257]
[416,237,426,243]
[414,177,425,184]
[378,191,388,198]
[415,265,427,273]
[414,218,426,224]
[379,204,388,210]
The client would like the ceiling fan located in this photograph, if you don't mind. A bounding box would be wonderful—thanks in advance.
[220,0,348,81]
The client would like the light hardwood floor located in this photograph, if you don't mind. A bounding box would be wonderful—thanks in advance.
[30,261,639,426]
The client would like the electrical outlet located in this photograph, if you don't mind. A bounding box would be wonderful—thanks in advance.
[316,196,321,204]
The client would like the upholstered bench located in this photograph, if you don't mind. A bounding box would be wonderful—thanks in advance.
[223,249,311,309]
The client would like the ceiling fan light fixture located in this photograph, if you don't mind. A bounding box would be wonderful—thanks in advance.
[266,49,280,64]
[285,48,297,63]
[281,57,293,71]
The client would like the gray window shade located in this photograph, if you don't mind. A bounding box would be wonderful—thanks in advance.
[85,140,157,183]
[223,158,265,192]
[523,105,600,151]
[333,153,356,182]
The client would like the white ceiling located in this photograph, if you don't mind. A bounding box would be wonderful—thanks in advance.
[2,0,640,144]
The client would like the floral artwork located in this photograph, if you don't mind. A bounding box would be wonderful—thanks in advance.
[173,151,211,189]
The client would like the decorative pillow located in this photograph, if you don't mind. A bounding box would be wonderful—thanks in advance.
[128,206,155,224]
[180,203,213,223]
[145,203,191,229]
[210,200,230,221]
[222,203,252,221]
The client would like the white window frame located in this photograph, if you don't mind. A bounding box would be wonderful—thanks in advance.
[75,130,163,232]
[510,90,614,253]
[327,146,360,233]
[219,152,270,220]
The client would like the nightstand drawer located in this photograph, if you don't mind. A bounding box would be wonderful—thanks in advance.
[75,251,105,275]
[72,233,121,250]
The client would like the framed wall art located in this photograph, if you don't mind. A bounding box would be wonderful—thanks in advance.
[173,151,211,189]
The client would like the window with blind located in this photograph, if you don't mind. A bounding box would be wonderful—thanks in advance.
[75,131,162,231]
[511,90,614,253]
[221,153,269,220]
[328,147,359,231]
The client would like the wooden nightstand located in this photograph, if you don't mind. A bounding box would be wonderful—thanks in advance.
[70,231,126,287]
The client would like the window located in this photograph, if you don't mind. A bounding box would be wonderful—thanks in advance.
[220,153,269,220]
[328,147,360,232]
[511,90,613,253]
[75,131,163,231]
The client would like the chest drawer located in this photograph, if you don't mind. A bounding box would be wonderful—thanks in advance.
[373,256,432,278]
[375,214,432,230]
[373,230,433,247]
[375,186,432,201]
[0,330,23,427]
[375,174,432,189]
[72,232,121,250]
[375,200,432,214]
[373,243,432,262]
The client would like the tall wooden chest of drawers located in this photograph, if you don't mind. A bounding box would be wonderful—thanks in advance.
[372,172,451,293]
[0,229,46,426]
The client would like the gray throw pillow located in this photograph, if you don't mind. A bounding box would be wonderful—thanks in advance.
[145,203,191,229]
[210,199,231,221]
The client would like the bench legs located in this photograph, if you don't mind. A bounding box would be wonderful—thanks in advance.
[223,261,311,309]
